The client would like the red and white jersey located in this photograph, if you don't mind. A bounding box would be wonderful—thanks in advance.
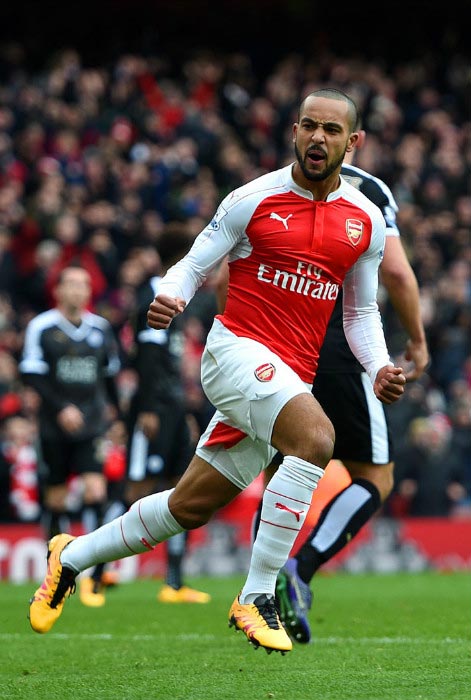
[158,164,390,384]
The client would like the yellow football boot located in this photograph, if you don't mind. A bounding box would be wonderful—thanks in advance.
[228,593,292,654]
[157,584,211,603]
[79,576,106,607]
[28,534,77,633]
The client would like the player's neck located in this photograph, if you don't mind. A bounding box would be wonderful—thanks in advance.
[292,166,341,201]
[58,305,83,326]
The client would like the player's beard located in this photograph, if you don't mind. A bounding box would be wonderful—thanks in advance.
[295,142,346,182]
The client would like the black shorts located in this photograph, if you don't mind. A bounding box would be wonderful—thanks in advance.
[39,436,104,486]
[273,371,393,467]
[127,405,192,483]
[313,371,393,464]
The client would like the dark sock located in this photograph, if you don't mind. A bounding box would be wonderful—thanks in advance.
[166,531,187,589]
[41,509,71,540]
[82,501,105,533]
[296,478,381,584]
[91,561,106,585]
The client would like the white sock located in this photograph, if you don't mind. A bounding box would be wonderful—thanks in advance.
[61,490,184,573]
[240,456,324,604]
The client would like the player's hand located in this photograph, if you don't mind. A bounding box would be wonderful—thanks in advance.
[373,365,406,404]
[138,412,160,440]
[147,294,186,330]
[401,338,430,382]
[57,404,85,433]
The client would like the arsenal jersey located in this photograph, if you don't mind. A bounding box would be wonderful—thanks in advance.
[158,164,390,384]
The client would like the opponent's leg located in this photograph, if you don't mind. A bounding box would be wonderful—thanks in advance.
[280,461,392,643]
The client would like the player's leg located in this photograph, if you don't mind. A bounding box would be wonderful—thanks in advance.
[28,452,240,634]
[249,457,313,644]
[230,392,331,653]
[198,324,333,652]
[294,460,391,582]
[240,390,332,605]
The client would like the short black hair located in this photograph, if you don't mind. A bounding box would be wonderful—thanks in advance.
[299,88,360,131]
[57,264,88,284]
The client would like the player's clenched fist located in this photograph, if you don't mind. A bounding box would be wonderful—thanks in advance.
[373,365,406,404]
[147,294,186,330]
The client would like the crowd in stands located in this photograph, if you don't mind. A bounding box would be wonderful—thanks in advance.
[0,43,470,523]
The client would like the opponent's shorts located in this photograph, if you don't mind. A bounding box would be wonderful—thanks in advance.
[127,403,192,482]
[195,319,311,489]
[313,371,393,464]
[39,436,104,486]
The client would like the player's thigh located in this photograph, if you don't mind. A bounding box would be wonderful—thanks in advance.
[169,453,242,527]
[313,372,393,465]
[270,391,334,465]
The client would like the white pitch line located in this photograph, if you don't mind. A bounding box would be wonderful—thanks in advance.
[0,633,466,644]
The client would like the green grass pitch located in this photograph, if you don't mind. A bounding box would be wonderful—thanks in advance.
[0,571,469,699]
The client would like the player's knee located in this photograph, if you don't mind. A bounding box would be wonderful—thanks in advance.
[82,474,107,503]
[45,491,66,511]
[169,496,216,530]
[297,420,335,468]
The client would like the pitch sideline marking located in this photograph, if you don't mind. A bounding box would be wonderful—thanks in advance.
[0,633,466,644]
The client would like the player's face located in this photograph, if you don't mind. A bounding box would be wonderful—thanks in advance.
[56,269,92,311]
[293,96,356,182]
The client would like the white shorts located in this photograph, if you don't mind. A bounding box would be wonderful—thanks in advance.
[195,319,311,489]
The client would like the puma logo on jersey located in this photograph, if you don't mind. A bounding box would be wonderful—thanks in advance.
[275,502,305,522]
[270,212,293,230]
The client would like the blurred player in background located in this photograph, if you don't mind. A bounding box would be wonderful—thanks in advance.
[19,266,123,599]
[123,224,210,604]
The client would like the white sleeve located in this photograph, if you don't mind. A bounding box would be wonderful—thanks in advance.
[157,199,246,304]
[343,218,392,384]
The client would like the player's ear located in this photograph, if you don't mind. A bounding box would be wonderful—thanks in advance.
[346,130,363,154]
[356,129,366,149]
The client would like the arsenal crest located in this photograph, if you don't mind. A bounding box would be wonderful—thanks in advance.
[254,362,276,382]
[346,219,363,245]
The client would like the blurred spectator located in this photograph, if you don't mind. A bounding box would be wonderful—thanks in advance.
[1,415,40,522]
[391,414,469,517]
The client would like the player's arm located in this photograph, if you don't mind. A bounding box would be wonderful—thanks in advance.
[380,236,429,381]
[148,201,244,329]
[343,219,405,404]
[18,322,69,414]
